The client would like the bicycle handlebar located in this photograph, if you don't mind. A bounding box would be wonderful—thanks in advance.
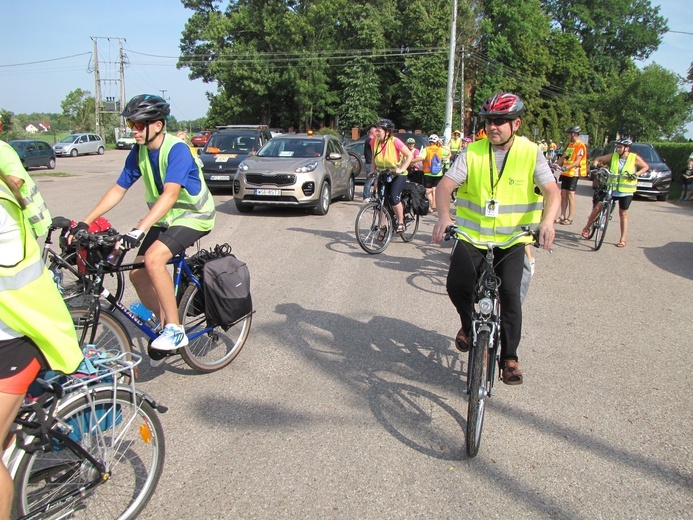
[444,225,539,249]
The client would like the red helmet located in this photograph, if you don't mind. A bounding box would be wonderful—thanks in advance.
[479,93,525,120]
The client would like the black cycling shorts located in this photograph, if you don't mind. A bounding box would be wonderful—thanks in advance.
[138,226,210,257]
[423,176,442,189]
[559,175,578,191]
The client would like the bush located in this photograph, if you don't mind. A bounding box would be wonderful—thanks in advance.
[652,142,693,182]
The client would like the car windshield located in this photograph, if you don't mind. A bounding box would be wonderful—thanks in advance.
[630,144,662,163]
[59,135,79,143]
[120,132,133,139]
[258,139,323,158]
[205,134,257,154]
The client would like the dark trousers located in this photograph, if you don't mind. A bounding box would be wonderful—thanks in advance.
[446,241,525,363]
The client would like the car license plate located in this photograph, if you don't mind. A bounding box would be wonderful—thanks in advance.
[255,189,281,196]
[210,175,230,181]
[637,181,652,188]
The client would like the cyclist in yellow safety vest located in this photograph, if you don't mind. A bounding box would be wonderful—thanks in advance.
[71,94,216,360]
[0,140,52,237]
[0,172,83,518]
[449,130,462,161]
[580,138,648,248]
[432,92,560,386]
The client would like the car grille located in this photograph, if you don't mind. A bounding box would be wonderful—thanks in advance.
[245,173,296,186]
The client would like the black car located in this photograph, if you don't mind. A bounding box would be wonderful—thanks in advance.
[345,132,429,183]
[9,140,56,170]
[600,142,671,201]
[199,125,273,192]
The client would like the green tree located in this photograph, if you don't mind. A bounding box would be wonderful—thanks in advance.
[60,89,95,132]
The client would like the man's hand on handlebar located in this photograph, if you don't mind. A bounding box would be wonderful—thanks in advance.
[120,229,145,250]
[67,221,89,245]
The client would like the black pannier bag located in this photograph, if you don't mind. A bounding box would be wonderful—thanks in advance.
[186,244,253,328]
[402,181,429,216]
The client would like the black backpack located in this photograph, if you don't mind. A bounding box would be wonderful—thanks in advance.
[402,181,429,216]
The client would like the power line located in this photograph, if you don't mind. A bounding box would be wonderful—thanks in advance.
[0,52,91,68]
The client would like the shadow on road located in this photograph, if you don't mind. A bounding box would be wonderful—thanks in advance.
[642,241,693,280]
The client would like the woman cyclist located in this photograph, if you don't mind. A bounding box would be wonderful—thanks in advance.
[369,119,413,237]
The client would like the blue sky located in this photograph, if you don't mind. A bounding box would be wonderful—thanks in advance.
[1,0,691,134]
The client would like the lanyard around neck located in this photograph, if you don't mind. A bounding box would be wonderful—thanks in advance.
[488,142,510,198]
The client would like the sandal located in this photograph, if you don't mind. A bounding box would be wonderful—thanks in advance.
[581,228,590,239]
[561,219,573,225]
[554,216,565,224]
[616,240,626,248]
[502,360,523,385]
[454,328,469,353]
[376,227,387,242]
[395,221,405,234]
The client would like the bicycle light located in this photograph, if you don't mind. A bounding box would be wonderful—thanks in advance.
[479,297,493,315]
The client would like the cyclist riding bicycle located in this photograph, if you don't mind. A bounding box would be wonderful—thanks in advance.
[0,172,83,518]
[370,118,413,236]
[431,92,560,385]
[71,94,216,353]
[580,138,648,248]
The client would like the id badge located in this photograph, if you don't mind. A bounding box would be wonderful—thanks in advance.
[485,199,499,218]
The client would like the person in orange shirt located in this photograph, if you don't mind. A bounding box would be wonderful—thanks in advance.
[555,126,587,224]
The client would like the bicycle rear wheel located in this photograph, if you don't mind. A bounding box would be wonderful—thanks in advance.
[400,199,420,243]
[178,284,252,373]
[355,202,392,254]
[12,388,165,520]
[466,329,490,458]
[594,203,610,251]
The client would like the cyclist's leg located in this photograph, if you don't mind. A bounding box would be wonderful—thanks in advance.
[389,175,407,230]
[0,338,42,519]
[447,241,485,340]
[617,195,632,245]
[130,227,166,319]
[494,244,525,367]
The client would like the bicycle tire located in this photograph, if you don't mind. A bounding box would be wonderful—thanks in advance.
[399,198,420,243]
[594,203,610,251]
[70,308,133,357]
[355,202,392,254]
[466,329,489,458]
[49,250,125,311]
[12,388,165,520]
[178,284,252,373]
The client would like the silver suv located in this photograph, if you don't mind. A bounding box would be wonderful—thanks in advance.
[53,133,105,157]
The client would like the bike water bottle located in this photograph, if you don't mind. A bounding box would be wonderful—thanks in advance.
[129,301,159,329]
[106,248,122,266]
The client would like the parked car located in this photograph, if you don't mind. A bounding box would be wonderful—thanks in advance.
[116,131,136,150]
[8,140,56,170]
[53,133,105,157]
[345,132,429,183]
[200,125,273,192]
[191,131,212,147]
[599,141,672,201]
[233,133,355,215]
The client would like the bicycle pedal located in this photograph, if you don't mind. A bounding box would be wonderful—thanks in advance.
[147,345,179,360]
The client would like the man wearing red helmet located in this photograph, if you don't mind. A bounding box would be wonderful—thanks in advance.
[432,92,559,385]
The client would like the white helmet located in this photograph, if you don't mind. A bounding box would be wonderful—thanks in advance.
[428,134,440,142]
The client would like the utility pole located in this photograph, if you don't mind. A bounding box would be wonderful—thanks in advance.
[443,0,458,145]
[159,90,169,100]
[91,36,127,138]
[459,44,465,138]
[93,38,101,136]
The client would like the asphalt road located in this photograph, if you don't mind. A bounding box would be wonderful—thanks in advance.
[32,151,692,519]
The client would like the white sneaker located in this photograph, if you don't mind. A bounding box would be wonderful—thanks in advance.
[151,324,188,351]
[363,197,371,203]
[530,259,536,277]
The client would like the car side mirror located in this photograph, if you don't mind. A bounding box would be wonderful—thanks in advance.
[328,152,342,161]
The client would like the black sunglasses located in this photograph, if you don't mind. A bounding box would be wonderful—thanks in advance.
[484,118,512,127]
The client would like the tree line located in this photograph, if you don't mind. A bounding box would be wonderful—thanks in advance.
[177,0,692,144]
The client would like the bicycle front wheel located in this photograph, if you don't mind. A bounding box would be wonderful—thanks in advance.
[178,284,252,373]
[70,308,132,356]
[355,202,392,254]
[594,203,610,251]
[466,329,490,458]
[12,389,165,520]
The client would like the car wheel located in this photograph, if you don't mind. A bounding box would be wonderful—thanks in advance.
[342,175,355,201]
[98,146,105,155]
[47,158,56,170]
[234,200,254,213]
[70,148,78,157]
[313,181,331,215]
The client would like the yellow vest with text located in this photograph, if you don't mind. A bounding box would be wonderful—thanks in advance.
[138,134,216,231]
[455,138,543,248]
[0,183,82,373]
[609,152,638,194]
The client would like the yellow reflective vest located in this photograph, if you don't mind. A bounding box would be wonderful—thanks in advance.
[609,152,638,194]
[455,138,543,248]
[138,134,216,231]
[0,182,83,374]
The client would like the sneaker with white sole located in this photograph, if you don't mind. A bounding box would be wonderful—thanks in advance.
[151,324,188,351]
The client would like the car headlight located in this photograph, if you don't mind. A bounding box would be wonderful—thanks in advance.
[296,161,318,173]
[648,169,671,179]
[238,161,249,172]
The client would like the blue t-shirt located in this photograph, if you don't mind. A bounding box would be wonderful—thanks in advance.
[117,142,202,196]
